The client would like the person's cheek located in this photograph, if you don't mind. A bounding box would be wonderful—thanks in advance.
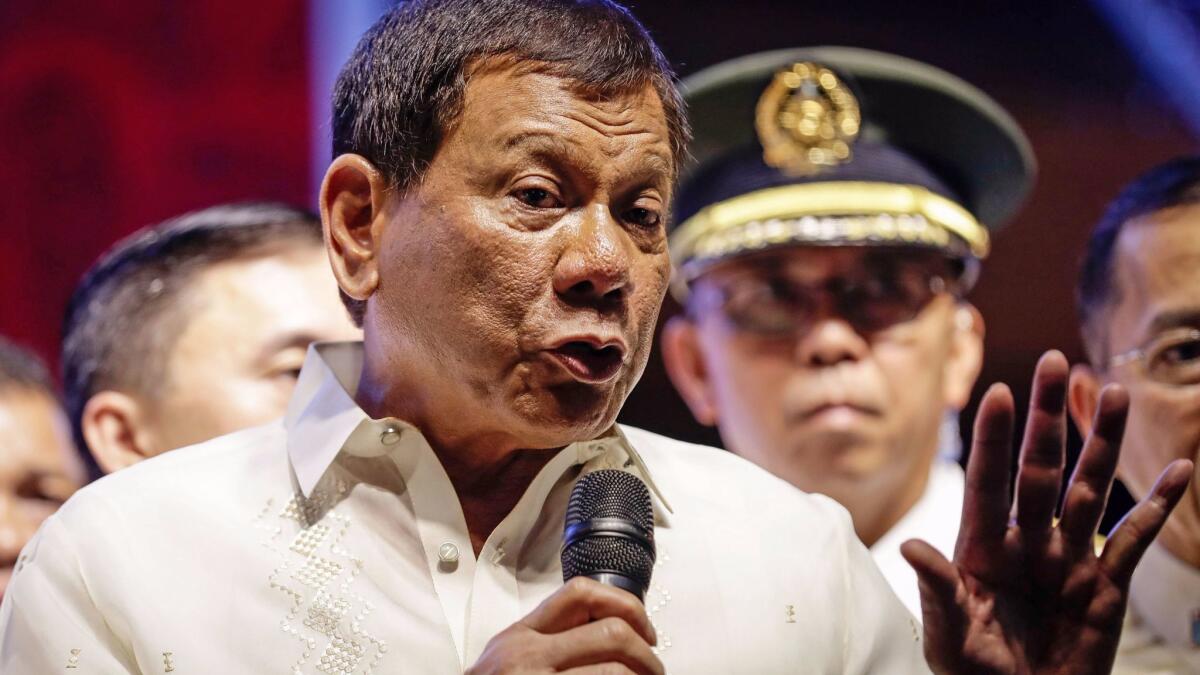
[264,373,301,414]
[19,499,59,528]
[730,350,786,441]
[269,376,300,410]
[208,377,286,433]
[872,344,914,414]
[1124,402,1177,497]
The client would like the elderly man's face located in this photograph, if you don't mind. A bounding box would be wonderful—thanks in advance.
[1083,205,1200,561]
[663,246,982,542]
[366,65,673,448]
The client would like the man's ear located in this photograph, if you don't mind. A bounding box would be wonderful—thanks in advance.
[661,315,719,426]
[944,303,985,410]
[80,391,161,474]
[320,154,390,309]
[1068,363,1103,439]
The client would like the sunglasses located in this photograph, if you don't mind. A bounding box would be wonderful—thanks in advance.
[689,260,959,337]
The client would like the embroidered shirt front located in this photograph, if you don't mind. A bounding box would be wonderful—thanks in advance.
[0,342,927,674]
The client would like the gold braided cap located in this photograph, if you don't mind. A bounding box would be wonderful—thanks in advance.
[669,181,990,299]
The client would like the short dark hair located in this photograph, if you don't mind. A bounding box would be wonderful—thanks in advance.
[1077,155,1200,365]
[61,202,325,459]
[330,0,690,324]
[0,336,55,398]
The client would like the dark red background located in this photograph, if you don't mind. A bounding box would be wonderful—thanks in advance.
[0,1,312,365]
[1,2,1197,522]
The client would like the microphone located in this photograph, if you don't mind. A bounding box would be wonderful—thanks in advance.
[561,469,656,601]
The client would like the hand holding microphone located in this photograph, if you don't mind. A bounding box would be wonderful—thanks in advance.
[467,470,662,675]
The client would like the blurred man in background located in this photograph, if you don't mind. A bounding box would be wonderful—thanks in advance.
[660,47,1034,618]
[0,336,85,600]
[1070,156,1200,672]
[62,202,361,477]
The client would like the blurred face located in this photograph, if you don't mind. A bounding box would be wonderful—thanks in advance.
[146,245,361,452]
[0,388,84,599]
[668,246,980,542]
[1097,206,1200,557]
[362,65,673,450]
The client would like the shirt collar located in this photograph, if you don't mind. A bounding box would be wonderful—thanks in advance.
[284,341,671,517]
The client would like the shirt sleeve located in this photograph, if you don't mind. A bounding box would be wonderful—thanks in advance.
[819,496,933,674]
[0,513,138,673]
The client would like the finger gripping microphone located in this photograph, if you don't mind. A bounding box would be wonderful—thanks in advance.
[561,469,656,601]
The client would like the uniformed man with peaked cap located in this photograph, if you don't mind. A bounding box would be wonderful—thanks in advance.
[660,46,1036,618]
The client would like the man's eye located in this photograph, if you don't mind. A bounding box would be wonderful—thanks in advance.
[1161,338,1200,365]
[15,475,72,504]
[764,278,803,303]
[272,368,302,382]
[516,188,561,209]
[624,207,661,228]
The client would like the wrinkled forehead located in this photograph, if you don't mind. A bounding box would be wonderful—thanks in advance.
[455,61,674,171]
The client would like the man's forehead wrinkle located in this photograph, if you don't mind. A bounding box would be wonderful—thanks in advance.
[495,121,672,190]
[565,96,638,127]
[560,93,666,135]
[565,114,672,187]
[459,65,671,164]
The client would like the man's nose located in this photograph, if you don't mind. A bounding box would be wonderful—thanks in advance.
[553,207,631,306]
[792,314,870,368]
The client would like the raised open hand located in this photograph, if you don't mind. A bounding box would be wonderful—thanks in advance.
[902,351,1194,675]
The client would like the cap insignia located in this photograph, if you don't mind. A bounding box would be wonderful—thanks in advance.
[755,62,860,175]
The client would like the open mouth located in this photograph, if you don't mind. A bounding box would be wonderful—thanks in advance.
[547,341,625,383]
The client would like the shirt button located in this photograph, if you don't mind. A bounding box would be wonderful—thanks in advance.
[438,542,460,564]
[380,427,402,446]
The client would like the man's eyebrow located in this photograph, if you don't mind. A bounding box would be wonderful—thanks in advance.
[25,468,65,483]
[635,152,674,185]
[503,131,574,152]
[502,131,674,185]
[1148,307,1200,335]
[499,132,591,173]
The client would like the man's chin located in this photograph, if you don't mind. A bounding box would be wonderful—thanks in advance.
[509,382,624,444]
[786,430,891,480]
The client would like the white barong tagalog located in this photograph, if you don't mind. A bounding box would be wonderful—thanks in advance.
[0,342,928,674]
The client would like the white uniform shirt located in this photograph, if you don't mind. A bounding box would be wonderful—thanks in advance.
[0,342,928,674]
[1113,542,1200,674]
[870,461,965,620]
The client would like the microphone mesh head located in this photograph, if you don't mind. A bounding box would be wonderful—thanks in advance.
[562,470,655,593]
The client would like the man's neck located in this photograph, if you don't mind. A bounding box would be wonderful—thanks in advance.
[354,353,561,555]
[437,446,559,555]
[849,459,933,548]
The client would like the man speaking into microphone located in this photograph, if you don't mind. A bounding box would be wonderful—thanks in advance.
[0,1,1190,673]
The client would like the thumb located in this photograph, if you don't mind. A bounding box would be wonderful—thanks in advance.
[902,538,965,671]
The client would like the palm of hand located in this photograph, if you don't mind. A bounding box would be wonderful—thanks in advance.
[903,352,1193,675]
[926,533,1131,675]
